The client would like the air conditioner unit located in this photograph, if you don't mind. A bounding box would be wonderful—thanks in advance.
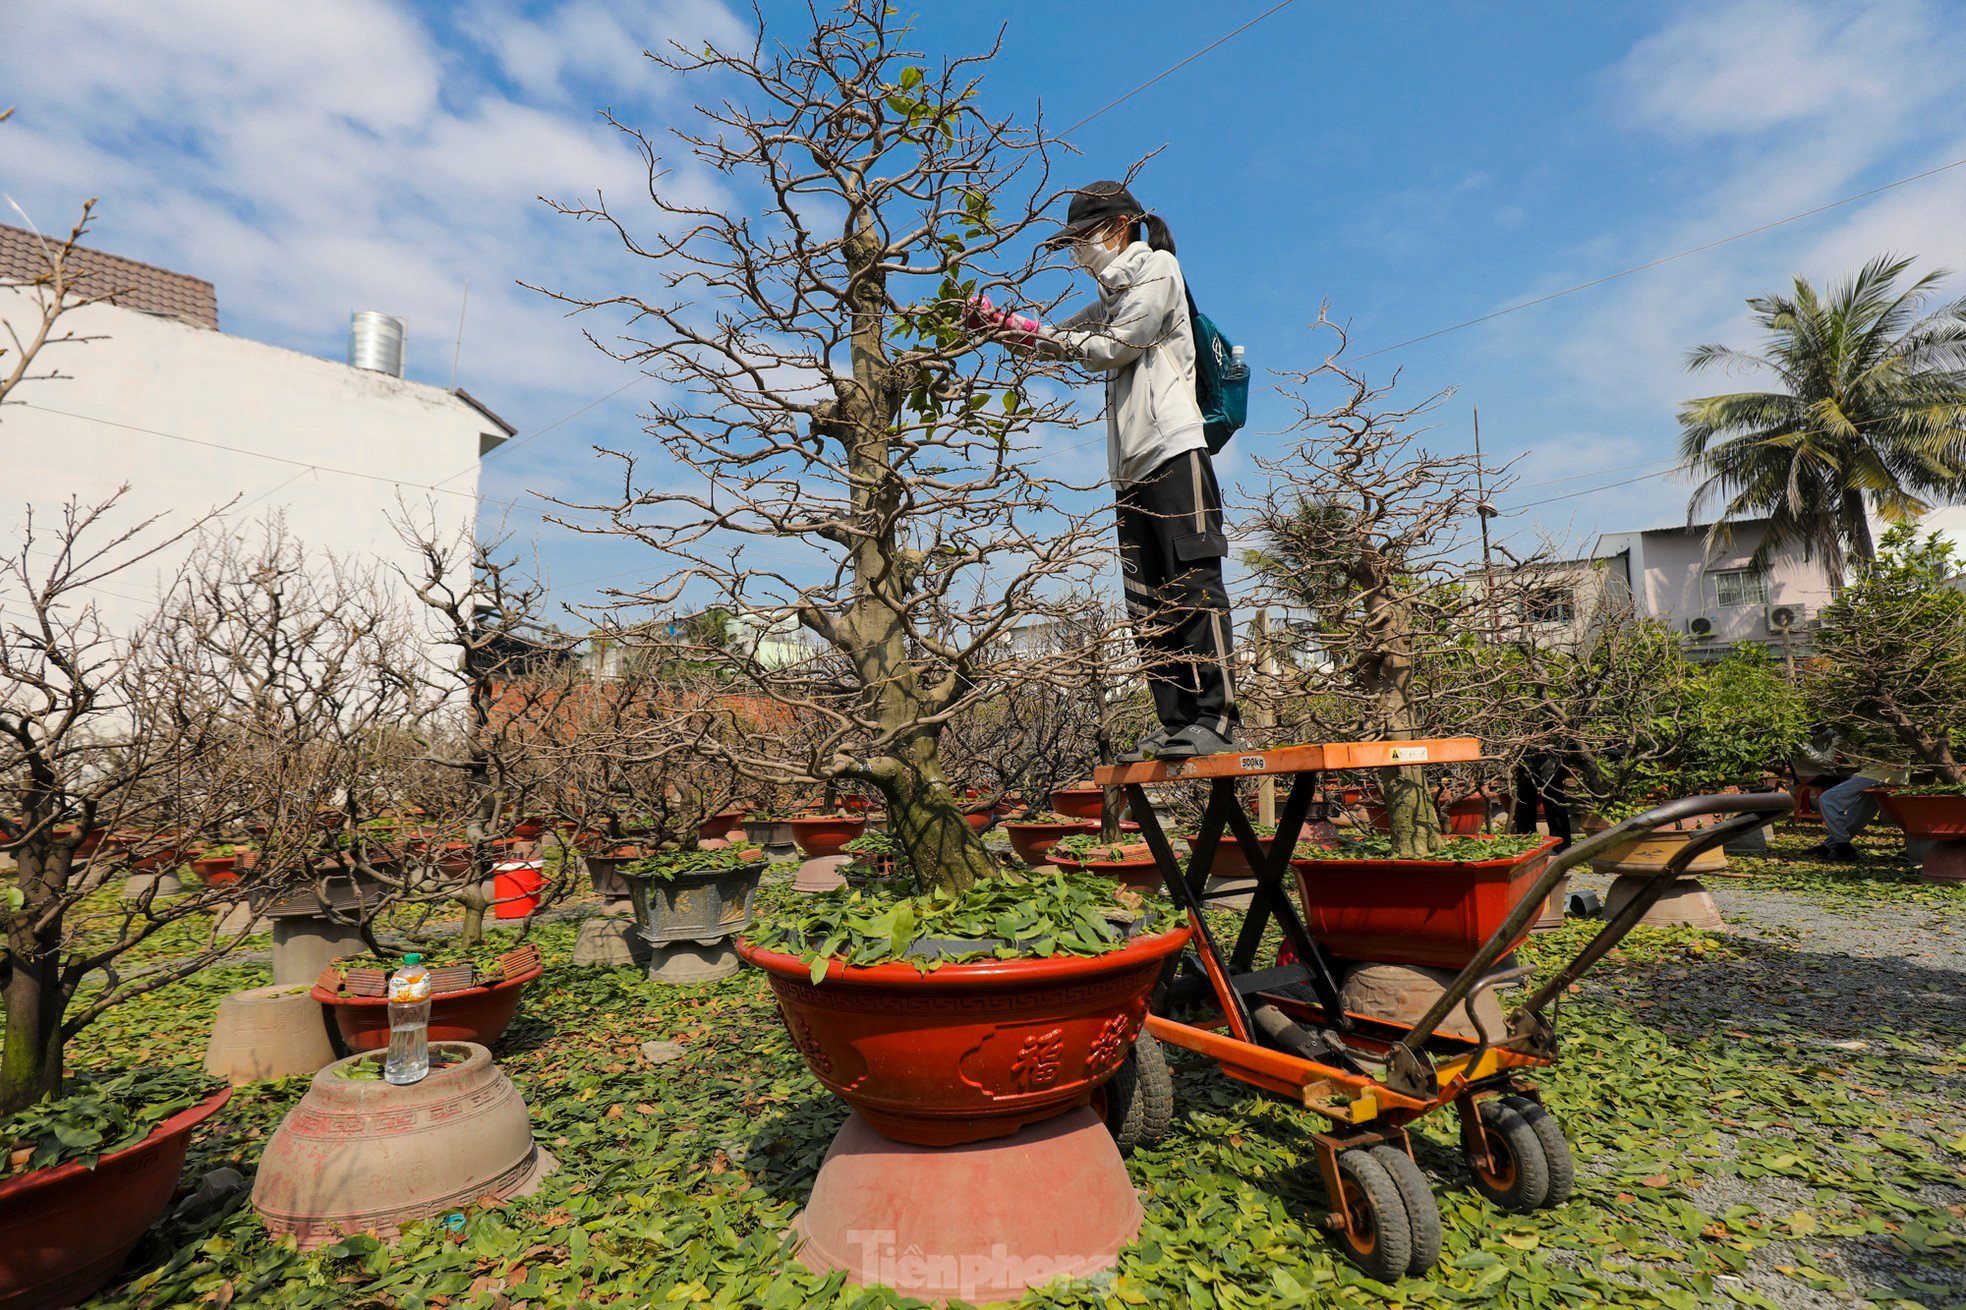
[1766,602,1810,633]
[1686,613,1719,639]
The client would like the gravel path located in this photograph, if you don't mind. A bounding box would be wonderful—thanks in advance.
[1566,860,1966,1308]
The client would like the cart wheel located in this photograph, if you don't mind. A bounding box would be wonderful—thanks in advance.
[1331,1149,1413,1283]
[1368,1144,1442,1274]
[1095,1032,1173,1156]
[1467,1099,1551,1213]
[1502,1095,1574,1208]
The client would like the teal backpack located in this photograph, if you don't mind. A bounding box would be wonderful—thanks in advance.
[1185,286,1249,454]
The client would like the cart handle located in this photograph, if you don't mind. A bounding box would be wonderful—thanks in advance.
[1383,792,1791,1099]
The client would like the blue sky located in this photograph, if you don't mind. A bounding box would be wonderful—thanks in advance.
[6,0,1966,615]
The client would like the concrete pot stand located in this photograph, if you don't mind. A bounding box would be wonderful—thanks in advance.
[739,924,1191,1303]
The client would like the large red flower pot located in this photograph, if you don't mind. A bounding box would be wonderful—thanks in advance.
[1047,788,1105,822]
[190,853,241,885]
[1183,832,1281,879]
[311,965,544,1053]
[1291,836,1561,969]
[738,926,1192,1146]
[698,810,748,842]
[1002,819,1095,866]
[0,1089,230,1310]
[1875,792,1966,883]
[1046,844,1163,892]
[1874,790,1966,840]
[786,815,866,857]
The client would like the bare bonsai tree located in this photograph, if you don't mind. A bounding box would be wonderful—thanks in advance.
[0,501,363,1111]
[540,2,1130,895]
[1245,316,1548,856]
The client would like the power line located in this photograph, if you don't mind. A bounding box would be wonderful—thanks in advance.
[430,371,651,489]
[1353,153,1966,361]
[1057,1,1302,136]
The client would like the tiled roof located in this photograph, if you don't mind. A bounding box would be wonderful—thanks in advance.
[0,224,218,329]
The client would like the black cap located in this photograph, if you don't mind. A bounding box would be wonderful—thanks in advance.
[1045,180,1141,247]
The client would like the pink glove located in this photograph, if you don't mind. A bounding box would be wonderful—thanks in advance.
[963,293,1048,348]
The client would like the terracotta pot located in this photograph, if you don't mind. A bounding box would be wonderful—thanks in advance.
[786,815,867,857]
[0,1088,230,1310]
[1181,831,1281,879]
[738,925,1192,1146]
[1046,843,1163,891]
[1873,790,1966,840]
[204,983,338,1084]
[1002,819,1095,866]
[251,1043,554,1250]
[312,963,543,1052]
[1588,826,1729,876]
[191,853,241,885]
[698,810,748,842]
[1048,788,1105,822]
[1291,836,1562,969]
[509,817,547,840]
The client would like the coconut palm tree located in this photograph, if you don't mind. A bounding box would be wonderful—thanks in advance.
[1678,254,1966,589]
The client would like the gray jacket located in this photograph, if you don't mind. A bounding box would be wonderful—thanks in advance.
[1049,242,1207,485]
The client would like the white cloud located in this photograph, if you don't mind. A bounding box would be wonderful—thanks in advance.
[0,0,737,412]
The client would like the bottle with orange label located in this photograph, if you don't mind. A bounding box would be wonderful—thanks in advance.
[384,953,433,1085]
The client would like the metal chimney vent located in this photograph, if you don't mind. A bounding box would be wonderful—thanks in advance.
[348,311,407,377]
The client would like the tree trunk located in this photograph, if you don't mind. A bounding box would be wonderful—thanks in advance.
[1842,489,1876,577]
[2,879,64,1114]
[457,888,489,948]
[868,745,996,893]
[1360,584,1442,860]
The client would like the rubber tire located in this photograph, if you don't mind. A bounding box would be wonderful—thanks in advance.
[1098,1032,1173,1156]
[1468,1099,1551,1213]
[1368,1144,1442,1274]
[1502,1095,1574,1208]
[1332,1149,1413,1283]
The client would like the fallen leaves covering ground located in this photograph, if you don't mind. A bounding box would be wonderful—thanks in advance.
[48,823,1966,1307]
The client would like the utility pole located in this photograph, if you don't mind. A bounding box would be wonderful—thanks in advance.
[1473,406,1501,640]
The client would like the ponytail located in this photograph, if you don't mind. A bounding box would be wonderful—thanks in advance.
[1136,213,1177,256]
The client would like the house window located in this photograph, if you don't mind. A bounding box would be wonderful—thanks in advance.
[1526,587,1575,625]
[1711,568,1767,608]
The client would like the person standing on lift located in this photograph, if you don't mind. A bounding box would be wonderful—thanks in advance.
[969,180,1243,760]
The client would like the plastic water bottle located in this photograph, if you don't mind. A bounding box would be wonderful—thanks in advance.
[384,953,432,1085]
[1229,343,1249,377]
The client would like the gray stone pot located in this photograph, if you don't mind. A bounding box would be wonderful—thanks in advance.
[624,860,766,948]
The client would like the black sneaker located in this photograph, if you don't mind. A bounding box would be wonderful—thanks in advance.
[1802,840,1860,862]
[1155,723,1240,760]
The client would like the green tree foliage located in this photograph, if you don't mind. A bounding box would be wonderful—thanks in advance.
[1678,254,1966,589]
[1806,527,1966,783]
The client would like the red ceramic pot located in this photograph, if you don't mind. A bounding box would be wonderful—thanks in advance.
[1048,788,1105,822]
[1291,835,1562,970]
[312,965,544,1053]
[698,810,748,842]
[1002,819,1093,866]
[1874,790,1966,839]
[738,926,1192,1146]
[1047,843,1163,892]
[1181,832,1280,879]
[0,1088,230,1310]
[786,815,867,857]
[191,853,241,885]
[1442,795,1490,835]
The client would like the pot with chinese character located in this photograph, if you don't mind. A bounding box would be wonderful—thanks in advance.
[736,923,1190,1147]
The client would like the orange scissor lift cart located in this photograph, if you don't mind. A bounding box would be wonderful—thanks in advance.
[1093,737,1791,1280]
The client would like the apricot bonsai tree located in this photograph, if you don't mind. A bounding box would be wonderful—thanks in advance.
[1246,316,1548,859]
[542,2,1130,910]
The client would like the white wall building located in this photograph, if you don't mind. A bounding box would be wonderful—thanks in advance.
[0,225,510,635]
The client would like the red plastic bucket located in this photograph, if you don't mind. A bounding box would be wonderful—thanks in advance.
[491,860,544,919]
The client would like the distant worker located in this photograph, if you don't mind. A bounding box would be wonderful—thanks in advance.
[967,180,1241,760]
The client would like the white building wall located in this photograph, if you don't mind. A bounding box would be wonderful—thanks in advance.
[0,291,502,634]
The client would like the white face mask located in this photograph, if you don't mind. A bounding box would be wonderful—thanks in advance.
[1073,234,1122,276]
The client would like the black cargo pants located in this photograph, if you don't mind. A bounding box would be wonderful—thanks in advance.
[1115,448,1239,736]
